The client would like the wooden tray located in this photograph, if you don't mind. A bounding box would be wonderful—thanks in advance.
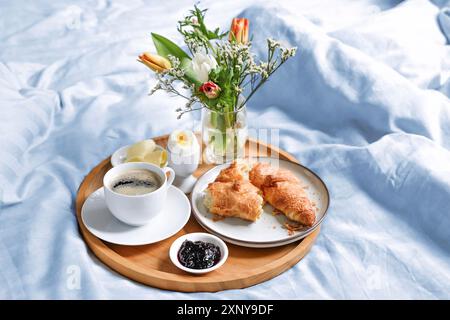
[75,134,320,292]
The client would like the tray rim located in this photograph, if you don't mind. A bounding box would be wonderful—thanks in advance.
[75,135,321,292]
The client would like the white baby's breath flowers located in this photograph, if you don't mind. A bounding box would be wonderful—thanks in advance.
[215,41,252,69]
[261,69,269,79]
[245,62,262,75]
[167,55,186,78]
[185,97,196,109]
[176,96,200,119]
[281,46,297,62]
[184,36,201,53]
[149,83,161,95]
[167,55,180,68]
[267,38,281,49]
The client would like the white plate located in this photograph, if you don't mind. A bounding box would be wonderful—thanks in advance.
[195,218,307,248]
[191,158,329,246]
[111,144,168,167]
[81,186,190,246]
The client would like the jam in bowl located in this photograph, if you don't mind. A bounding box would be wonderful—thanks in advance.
[169,233,228,274]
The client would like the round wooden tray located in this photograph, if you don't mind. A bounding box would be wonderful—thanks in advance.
[75,134,320,292]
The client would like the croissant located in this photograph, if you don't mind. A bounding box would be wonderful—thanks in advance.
[249,162,298,188]
[215,160,250,182]
[250,163,315,226]
[204,181,264,222]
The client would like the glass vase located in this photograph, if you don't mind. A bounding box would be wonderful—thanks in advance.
[201,105,248,164]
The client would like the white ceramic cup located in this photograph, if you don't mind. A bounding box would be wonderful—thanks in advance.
[103,162,175,226]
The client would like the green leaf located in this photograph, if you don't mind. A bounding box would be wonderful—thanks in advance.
[151,33,190,60]
[151,33,201,86]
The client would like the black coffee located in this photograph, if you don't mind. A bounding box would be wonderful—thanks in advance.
[110,169,162,195]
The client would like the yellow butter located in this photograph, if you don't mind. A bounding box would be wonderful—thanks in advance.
[127,139,156,159]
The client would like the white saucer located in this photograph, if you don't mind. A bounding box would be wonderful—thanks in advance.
[110,144,168,167]
[173,174,198,194]
[81,186,191,246]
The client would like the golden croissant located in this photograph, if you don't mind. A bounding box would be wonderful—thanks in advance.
[250,162,316,226]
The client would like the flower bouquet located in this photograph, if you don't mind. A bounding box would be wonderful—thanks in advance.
[138,6,296,163]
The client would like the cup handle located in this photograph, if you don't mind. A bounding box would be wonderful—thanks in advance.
[163,167,175,187]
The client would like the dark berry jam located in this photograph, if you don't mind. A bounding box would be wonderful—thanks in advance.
[177,240,221,269]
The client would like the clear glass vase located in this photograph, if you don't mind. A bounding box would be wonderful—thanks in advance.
[201,105,248,164]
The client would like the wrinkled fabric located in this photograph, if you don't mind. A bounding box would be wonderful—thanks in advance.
[0,0,449,299]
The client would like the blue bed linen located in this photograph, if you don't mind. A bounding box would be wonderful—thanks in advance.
[0,0,449,299]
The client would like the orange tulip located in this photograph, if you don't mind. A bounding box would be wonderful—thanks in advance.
[138,52,171,72]
[229,18,249,44]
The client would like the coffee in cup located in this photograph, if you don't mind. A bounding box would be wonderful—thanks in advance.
[103,162,175,226]
[110,169,162,196]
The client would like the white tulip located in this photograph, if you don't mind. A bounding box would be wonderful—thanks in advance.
[191,53,218,83]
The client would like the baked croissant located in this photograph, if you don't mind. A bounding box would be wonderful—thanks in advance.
[250,162,316,226]
[215,160,250,182]
[204,181,264,222]
[249,162,299,188]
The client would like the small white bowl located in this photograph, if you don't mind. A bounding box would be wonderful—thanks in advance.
[111,144,168,167]
[169,232,228,274]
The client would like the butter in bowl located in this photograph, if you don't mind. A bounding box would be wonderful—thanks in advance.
[111,139,168,168]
